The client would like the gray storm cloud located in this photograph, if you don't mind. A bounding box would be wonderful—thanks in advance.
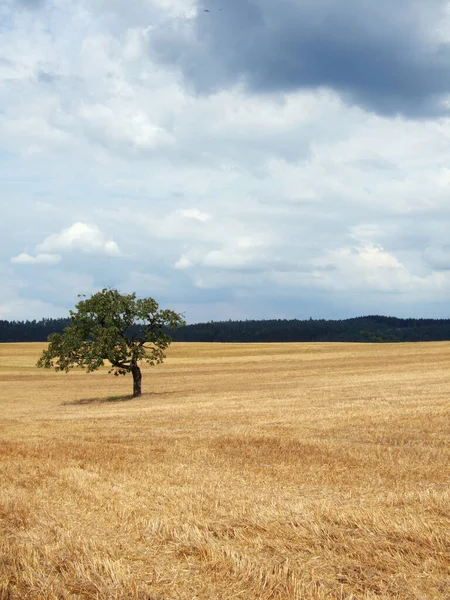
[149,0,450,117]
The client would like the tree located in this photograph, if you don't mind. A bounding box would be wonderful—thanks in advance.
[37,289,185,397]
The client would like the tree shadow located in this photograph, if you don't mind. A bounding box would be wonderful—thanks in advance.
[61,391,177,406]
[62,394,135,406]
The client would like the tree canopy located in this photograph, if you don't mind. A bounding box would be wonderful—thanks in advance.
[37,289,185,397]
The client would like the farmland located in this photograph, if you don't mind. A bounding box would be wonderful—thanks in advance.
[0,342,449,599]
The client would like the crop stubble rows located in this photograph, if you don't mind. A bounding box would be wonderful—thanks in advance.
[0,342,449,599]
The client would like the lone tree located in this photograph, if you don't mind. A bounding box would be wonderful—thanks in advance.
[37,288,185,397]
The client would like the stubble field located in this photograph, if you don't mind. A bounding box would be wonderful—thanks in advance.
[0,341,449,600]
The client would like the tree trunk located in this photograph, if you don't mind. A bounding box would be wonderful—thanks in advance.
[131,364,142,397]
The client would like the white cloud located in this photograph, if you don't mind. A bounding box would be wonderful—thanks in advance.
[10,223,120,271]
[174,235,271,271]
[203,237,266,269]
[178,208,211,222]
[11,253,61,265]
[78,102,174,152]
[174,255,193,270]
[311,243,450,295]
[37,223,120,256]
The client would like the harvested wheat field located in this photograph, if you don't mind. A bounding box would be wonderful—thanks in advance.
[0,341,449,600]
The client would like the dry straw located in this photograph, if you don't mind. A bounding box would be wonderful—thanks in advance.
[0,342,449,599]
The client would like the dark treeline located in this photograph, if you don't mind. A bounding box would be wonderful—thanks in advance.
[2,315,450,343]
[0,318,70,343]
[173,315,450,343]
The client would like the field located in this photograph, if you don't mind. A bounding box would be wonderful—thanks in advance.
[0,342,449,600]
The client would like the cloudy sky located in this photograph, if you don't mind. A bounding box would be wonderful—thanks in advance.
[2,0,450,322]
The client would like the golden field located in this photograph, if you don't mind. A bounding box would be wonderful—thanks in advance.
[0,341,449,600]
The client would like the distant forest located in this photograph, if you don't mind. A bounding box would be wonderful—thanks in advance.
[2,315,450,343]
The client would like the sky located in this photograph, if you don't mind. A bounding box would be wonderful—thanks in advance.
[2,0,450,323]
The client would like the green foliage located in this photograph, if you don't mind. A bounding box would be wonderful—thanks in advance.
[37,289,185,391]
